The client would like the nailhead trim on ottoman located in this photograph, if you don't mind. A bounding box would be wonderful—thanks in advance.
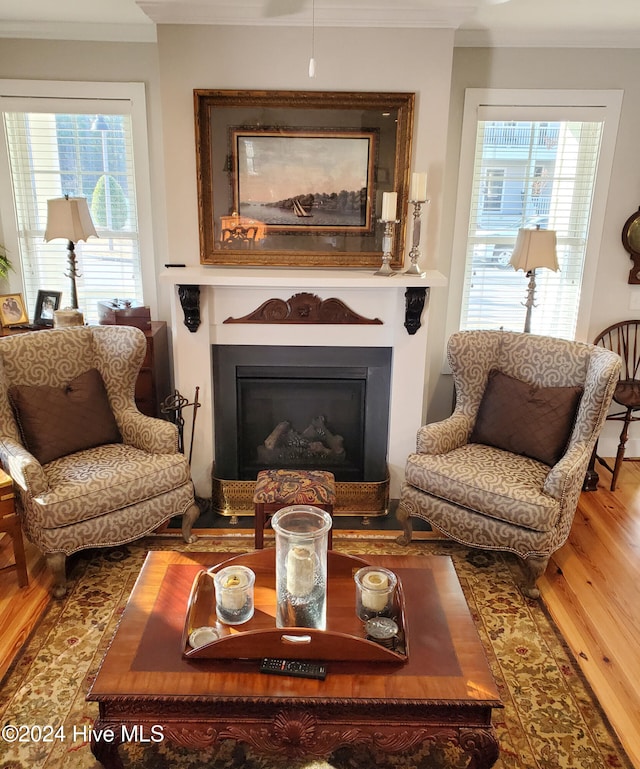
[253,469,336,549]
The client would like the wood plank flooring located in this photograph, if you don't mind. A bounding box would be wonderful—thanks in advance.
[1,462,639,767]
[539,460,640,768]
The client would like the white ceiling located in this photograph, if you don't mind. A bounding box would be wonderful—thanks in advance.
[0,0,639,47]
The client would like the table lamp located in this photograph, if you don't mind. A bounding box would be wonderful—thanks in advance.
[509,226,559,333]
[44,195,97,310]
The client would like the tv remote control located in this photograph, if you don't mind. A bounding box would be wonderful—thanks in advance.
[260,658,327,680]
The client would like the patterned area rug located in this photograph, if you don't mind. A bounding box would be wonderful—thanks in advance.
[0,535,632,769]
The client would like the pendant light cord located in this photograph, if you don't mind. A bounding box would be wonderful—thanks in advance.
[309,0,316,77]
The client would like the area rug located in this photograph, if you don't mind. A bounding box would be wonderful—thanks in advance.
[0,536,632,769]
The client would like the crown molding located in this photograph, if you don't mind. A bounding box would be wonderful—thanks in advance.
[455,27,640,48]
[136,0,478,28]
[0,20,157,43]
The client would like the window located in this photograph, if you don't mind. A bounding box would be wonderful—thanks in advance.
[449,90,622,341]
[482,169,504,212]
[0,81,155,324]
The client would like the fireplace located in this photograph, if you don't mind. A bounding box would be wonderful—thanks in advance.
[213,345,392,483]
[162,266,447,508]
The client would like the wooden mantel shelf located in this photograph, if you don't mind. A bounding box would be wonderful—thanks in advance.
[160,266,447,334]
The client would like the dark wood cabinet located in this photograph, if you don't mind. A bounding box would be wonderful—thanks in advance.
[135,321,170,417]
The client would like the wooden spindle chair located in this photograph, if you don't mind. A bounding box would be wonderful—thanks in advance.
[591,319,640,490]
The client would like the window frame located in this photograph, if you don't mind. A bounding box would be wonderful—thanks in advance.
[0,79,157,317]
[446,88,623,343]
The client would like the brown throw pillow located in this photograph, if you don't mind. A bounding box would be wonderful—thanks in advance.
[9,368,121,465]
[470,369,583,466]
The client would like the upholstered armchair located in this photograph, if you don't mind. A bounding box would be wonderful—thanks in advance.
[0,325,200,597]
[397,330,621,597]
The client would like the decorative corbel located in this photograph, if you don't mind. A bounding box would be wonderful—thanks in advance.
[404,287,428,335]
[177,284,201,332]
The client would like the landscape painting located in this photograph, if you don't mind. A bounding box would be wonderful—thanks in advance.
[233,130,375,232]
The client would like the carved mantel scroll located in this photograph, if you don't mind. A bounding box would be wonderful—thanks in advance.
[223,292,383,325]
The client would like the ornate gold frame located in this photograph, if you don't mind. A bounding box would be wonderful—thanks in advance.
[194,89,415,268]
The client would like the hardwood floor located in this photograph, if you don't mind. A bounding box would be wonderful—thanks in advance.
[0,535,53,681]
[1,462,639,767]
[539,459,640,768]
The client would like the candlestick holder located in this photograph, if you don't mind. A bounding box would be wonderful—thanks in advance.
[375,219,399,276]
[404,199,429,275]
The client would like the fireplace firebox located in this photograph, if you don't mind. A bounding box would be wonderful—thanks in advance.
[212,345,392,483]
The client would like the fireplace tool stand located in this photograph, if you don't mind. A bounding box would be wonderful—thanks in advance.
[161,386,201,465]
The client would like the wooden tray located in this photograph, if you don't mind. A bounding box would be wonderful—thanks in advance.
[181,549,408,663]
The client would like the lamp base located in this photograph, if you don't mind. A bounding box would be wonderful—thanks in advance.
[64,240,81,310]
[523,269,537,333]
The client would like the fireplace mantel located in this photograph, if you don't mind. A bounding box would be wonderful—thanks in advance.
[161,265,447,290]
[162,266,447,335]
[163,265,447,501]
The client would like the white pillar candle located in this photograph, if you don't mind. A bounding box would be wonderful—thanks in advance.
[219,570,248,611]
[381,192,397,222]
[361,569,390,612]
[286,545,316,597]
[410,172,428,202]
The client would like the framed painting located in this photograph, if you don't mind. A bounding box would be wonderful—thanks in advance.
[0,293,28,327]
[33,290,62,327]
[195,90,415,268]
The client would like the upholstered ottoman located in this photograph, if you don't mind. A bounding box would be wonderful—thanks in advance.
[252,469,336,549]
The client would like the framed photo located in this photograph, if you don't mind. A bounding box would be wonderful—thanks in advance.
[195,90,415,268]
[33,290,62,327]
[0,293,28,327]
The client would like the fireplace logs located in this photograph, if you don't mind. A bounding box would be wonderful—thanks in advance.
[259,416,346,466]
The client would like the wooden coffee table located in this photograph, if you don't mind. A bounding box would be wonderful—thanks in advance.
[87,550,502,768]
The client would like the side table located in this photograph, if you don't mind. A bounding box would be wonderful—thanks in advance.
[0,471,28,587]
[135,321,170,417]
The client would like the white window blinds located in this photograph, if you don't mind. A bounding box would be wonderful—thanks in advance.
[461,117,603,339]
[1,94,144,324]
[450,91,622,342]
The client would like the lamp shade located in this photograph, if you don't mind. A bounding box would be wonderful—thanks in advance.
[44,197,97,243]
[510,228,559,273]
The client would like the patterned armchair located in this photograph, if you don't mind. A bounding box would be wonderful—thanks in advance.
[397,330,621,597]
[0,325,199,597]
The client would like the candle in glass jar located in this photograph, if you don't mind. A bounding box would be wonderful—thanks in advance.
[219,569,249,610]
[410,172,428,202]
[286,545,315,597]
[361,569,390,612]
[381,192,397,222]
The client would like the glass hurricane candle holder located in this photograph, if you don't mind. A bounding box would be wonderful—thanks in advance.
[272,505,332,631]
